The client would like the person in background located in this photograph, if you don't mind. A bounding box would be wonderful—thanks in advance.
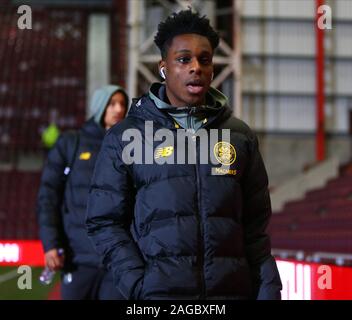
[37,85,128,299]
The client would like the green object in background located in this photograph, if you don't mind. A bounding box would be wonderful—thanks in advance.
[42,123,60,148]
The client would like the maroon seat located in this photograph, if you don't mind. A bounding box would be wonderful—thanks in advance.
[0,6,87,153]
[271,168,352,254]
[0,170,41,239]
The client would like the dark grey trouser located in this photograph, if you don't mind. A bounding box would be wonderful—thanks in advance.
[60,264,124,300]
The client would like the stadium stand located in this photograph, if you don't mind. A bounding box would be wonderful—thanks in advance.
[0,4,87,241]
[0,5,87,160]
[0,170,41,239]
[269,163,352,259]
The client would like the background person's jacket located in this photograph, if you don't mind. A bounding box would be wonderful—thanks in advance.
[86,83,282,299]
[37,85,127,268]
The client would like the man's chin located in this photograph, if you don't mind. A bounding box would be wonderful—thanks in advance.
[186,97,206,107]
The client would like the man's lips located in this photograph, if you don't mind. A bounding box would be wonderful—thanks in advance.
[186,80,205,95]
[187,85,204,94]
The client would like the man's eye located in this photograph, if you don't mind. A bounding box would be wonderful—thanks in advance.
[177,57,191,63]
[200,57,212,65]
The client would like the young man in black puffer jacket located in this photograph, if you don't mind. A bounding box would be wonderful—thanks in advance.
[86,10,282,300]
[37,85,128,299]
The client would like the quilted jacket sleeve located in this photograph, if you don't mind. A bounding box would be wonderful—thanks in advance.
[86,130,145,300]
[36,134,69,252]
[242,132,282,300]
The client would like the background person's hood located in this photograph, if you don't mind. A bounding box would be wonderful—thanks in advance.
[88,85,128,127]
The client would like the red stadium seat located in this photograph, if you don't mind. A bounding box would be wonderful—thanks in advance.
[270,165,352,254]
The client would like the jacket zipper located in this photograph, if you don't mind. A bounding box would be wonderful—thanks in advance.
[188,106,197,131]
[194,129,206,299]
[187,106,205,298]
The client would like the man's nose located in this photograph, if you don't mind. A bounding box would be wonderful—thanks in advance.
[190,59,201,74]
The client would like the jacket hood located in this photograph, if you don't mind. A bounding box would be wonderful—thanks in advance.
[88,85,128,127]
[149,82,228,111]
[127,82,232,130]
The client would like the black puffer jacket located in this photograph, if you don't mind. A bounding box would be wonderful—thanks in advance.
[86,85,282,299]
[37,85,128,268]
[37,119,105,267]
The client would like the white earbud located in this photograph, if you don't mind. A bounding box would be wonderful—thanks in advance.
[160,67,166,80]
[211,72,214,81]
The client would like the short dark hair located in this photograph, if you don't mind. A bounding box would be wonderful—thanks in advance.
[154,9,220,59]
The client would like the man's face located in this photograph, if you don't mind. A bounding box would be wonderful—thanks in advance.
[103,92,127,129]
[161,33,214,107]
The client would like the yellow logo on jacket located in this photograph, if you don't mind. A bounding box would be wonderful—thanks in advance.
[213,167,237,176]
[213,142,236,165]
[79,152,91,160]
[155,146,174,159]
